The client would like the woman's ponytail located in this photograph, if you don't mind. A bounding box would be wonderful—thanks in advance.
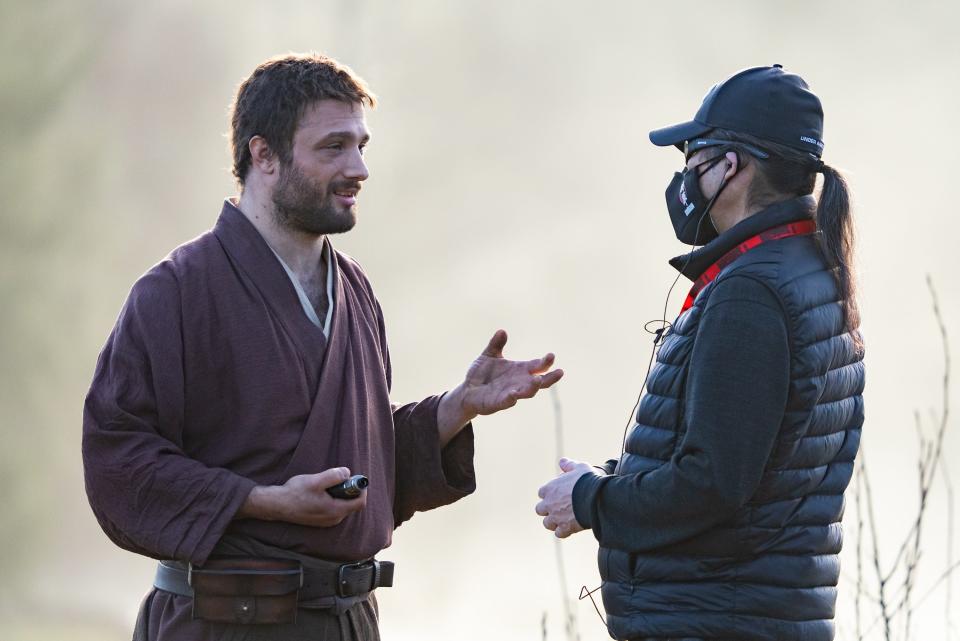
[711,129,860,345]
[815,164,860,341]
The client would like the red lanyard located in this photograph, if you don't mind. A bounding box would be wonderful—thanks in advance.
[680,219,818,313]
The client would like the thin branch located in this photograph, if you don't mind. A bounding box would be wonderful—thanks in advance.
[902,276,952,636]
[857,276,953,641]
[926,275,951,469]
[861,559,960,640]
[855,467,865,641]
[927,274,956,641]
[550,387,579,641]
[895,559,960,624]
[942,452,957,641]
[861,453,894,641]
[878,280,951,596]
[842,567,880,605]
[552,386,565,458]
[903,414,929,640]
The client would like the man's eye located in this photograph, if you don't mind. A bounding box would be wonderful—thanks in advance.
[326,143,343,151]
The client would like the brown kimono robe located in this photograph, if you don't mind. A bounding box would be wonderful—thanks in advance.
[82,201,475,638]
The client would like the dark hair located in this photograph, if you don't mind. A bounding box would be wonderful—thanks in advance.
[710,128,861,341]
[229,52,376,186]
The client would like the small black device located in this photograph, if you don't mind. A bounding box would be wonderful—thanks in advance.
[326,474,369,499]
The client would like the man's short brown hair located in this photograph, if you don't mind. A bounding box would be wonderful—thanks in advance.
[229,52,376,186]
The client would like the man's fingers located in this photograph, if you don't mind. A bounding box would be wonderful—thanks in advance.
[539,369,564,389]
[482,329,508,358]
[542,515,557,531]
[535,500,548,516]
[313,467,351,490]
[537,485,547,499]
[501,391,519,409]
[327,491,367,525]
[527,352,555,374]
[342,493,367,514]
[513,377,542,400]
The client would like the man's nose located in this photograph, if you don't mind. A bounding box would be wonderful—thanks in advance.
[344,148,369,182]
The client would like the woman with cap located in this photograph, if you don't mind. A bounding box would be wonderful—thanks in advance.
[536,65,864,641]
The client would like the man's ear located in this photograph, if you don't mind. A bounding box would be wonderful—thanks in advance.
[248,136,278,177]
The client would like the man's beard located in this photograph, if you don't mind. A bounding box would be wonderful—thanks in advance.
[271,161,358,236]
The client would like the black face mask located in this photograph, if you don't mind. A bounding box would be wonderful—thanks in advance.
[664,154,731,246]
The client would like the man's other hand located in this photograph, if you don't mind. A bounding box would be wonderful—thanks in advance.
[536,457,593,539]
[237,467,367,527]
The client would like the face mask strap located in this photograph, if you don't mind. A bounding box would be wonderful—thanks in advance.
[694,153,728,178]
[691,153,739,244]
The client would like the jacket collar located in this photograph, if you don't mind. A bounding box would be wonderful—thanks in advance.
[669,195,817,281]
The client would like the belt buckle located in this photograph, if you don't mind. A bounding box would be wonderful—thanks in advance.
[337,560,380,597]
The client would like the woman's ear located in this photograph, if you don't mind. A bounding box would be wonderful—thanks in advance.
[722,150,740,182]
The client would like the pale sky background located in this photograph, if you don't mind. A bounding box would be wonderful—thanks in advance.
[2,1,958,640]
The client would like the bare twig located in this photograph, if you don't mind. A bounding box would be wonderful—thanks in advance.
[842,566,880,605]
[902,413,929,640]
[902,277,952,637]
[928,275,954,641]
[552,386,565,458]
[862,559,960,639]
[854,276,953,641]
[550,387,579,641]
[942,453,957,641]
[856,468,865,641]
[927,275,951,466]
[861,454,894,641]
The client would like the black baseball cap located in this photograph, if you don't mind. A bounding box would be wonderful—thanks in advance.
[649,64,825,158]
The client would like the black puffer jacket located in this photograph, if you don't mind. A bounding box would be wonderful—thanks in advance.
[573,196,865,641]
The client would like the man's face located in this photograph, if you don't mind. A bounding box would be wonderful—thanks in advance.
[271,99,370,236]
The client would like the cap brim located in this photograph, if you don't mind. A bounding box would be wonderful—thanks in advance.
[649,119,712,151]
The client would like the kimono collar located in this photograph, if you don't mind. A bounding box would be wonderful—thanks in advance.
[213,199,334,350]
[668,195,817,281]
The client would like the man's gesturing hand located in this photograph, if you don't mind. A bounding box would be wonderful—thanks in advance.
[461,329,564,414]
[536,457,593,539]
[437,329,564,447]
[237,467,367,527]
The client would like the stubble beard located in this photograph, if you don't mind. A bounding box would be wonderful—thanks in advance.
[271,161,358,236]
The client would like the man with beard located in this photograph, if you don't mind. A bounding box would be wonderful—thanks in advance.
[82,53,563,641]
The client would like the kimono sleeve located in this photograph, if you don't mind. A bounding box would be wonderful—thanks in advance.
[82,262,256,564]
[391,394,476,526]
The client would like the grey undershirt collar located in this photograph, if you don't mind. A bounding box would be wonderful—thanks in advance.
[269,245,334,338]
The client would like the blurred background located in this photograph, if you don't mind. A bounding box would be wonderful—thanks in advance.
[2,1,958,639]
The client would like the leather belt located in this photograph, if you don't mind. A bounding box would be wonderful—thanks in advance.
[154,558,395,601]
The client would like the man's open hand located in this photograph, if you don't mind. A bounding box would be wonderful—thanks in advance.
[437,329,564,446]
[460,329,564,415]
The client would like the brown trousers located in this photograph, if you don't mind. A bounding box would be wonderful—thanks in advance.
[133,589,380,641]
